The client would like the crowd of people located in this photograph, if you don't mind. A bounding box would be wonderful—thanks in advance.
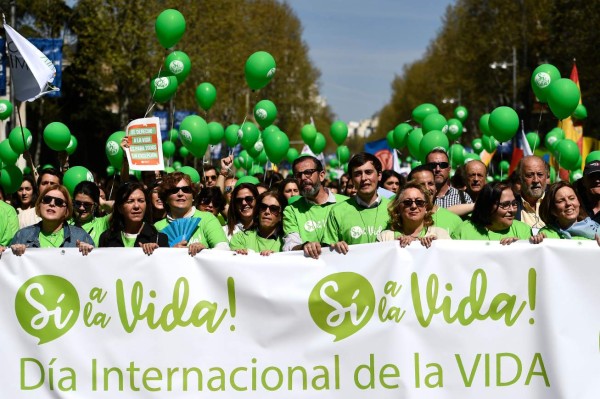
[1,148,600,258]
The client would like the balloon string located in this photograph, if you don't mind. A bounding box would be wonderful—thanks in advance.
[145,56,167,118]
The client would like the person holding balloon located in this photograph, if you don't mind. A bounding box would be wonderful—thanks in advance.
[10,184,94,255]
[451,182,532,244]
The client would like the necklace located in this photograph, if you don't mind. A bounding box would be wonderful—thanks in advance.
[356,200,381,243]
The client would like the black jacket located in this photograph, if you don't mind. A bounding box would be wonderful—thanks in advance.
[99,223,169,248]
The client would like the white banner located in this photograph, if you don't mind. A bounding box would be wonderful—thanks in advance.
[0,241,598,398]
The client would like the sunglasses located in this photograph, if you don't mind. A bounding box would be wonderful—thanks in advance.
[165,186,193,196]
[41,195,67,207]
[401,198,426,208]
[74,200,95,211]
[259,203,281,215]
[235,196,255,206]
[427,162,450,170]
[294,169,318,179]
[497,200,519,210]
[205,175,218,181]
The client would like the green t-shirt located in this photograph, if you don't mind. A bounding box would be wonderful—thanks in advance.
[38,229,65,248]
[283,193,348,243]
[0,200,19,246]
[70,215,110,247]
[323,197,391,245]
[538,226,591,240]
[432,207,463,236]
[451,219,532,241]
[120,232,138,247]
[229,230,283,253]
[155,209,228,248]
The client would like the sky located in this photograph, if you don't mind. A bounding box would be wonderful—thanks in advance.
[285,0,455,122]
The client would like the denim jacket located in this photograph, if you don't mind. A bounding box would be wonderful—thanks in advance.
[10,222,94,248]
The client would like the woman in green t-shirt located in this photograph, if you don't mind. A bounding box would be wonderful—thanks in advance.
[451,182,532,244]
[530,181,600,243]
[230,190,287,256]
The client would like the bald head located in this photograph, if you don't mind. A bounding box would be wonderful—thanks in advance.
[465,160,487,198]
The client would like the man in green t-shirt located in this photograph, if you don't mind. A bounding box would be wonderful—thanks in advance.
[283,155,347,258]
[0,200,19,246]
[323,153,390,254]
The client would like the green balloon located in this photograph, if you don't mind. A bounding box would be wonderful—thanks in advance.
[255,149,268,165]
[479,114,491,136]
[0,99,13,120]
[247,140,263,158]
[0,164,23,194]
[207,122,224,145]
[329,158,340,168]
[446,118,463,141]
[454,106,468,122]
[236,175,260,186]
[301,124,317,145]
[0,140,18,165]
[264,130,289,164]
[179,115,210,158]
[393,123,412,149]
[422,113,447,134]
[173,161,182,170]
[572,103,587,120]
[287,148,299,164]
[235,170,246,179]
[471,138,483,154]
[65,135,78,155]
[244,51,276,90]
[419,130,449,161]
[411,160,422,169]
[464,153,481,164]
[499,160,510,173]
[195,82,217,111]
[179,166,200,183]
[179,146,189,158]
[407,128,424,160]
[330,121,348,145]
[488,106,519,142]
[262,125,280,141]
[526,132,540,151]
[63,166,94,196]
[544,128,564,150]
[106,166,115,176]
[585,151,600,164]
[556,139,581,170]
[309,132,326,154]
[336,145,351,164]
[386,130,395,149]
[412,103,439,124]
[43,122,71,151]
[547,78,581,120]
[253,100,277,128]
[155,9,186,49]
[224,124,240,147]
[105,131,126,169]
[164,166,175,174]
[23,166,31,175]
[240,122,260,150]
[162,141,176,157]
[248,165,265,175]
[549,166,557,183]
[449,144,465,168]
[165,51,191,84]
[482,135,499,153]
[169,128,178,142]
[570,169,583,182]
[150,74,178,103]
[237,150,253,170]
[8,127,32,154]
[531,64,561,103]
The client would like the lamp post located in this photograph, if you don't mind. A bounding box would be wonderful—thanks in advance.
[489,46,517,109]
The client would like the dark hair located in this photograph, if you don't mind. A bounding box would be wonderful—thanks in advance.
[259,170,284,187]
[407,165,434,181]
[292,155,323,172]
[36,168,63,187]
[348,152,382,174]
[451,166,467,189]
[226,182,260,236]
[278,177,300,194]
[202,165,217,179]
[255,190,288,227]
[196,187,225,213]
[108,182,148,234]
[73,181,100,204]
[471,182,513,228]
[539,181,587,228]
[12,174,38,209]
[379,170,405,189]
[158,171,198,210]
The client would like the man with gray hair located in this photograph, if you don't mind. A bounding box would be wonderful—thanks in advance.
[516,155,549,233]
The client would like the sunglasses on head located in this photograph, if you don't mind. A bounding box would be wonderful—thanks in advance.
[74,200,95,211]
[401,198,426,208]
[259,203,281,215]
[427,162,449,170]
[294,168,318,179]
[165,186,193,196]
[41,195,67,207]
[234,196,255,206]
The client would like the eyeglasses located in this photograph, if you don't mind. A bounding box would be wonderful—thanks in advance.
[74,200,95,211]
[165,186,193,196]
[259,203,281,215]
[401,198,426,208]
[41,195,67,207]
[205,175,218,181]
[294,169,318,179]
[497,200,519,210]
[234,196,255,206]
[427,162,449,170]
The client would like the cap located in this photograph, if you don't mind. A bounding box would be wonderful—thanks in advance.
[583,161,600,175]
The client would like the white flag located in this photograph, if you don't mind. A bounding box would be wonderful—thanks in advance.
[4,23,59,102]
